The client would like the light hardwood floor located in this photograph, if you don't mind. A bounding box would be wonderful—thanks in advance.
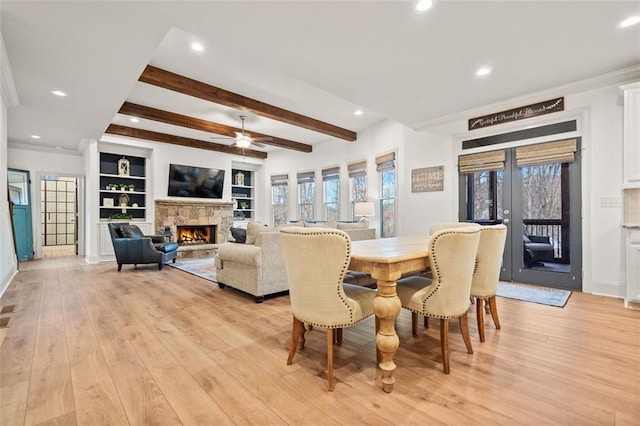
[1,256,639,425]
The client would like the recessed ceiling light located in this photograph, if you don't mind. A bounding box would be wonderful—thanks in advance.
[51,90,67,97]
[619,16,640,28]
[475,66,492,77]
[415,0,433,12]
[30,134,41,139]
[130,117,140,123]
[354,109,363,116]
[191,42,204,52]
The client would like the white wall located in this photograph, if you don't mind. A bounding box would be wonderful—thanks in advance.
[0,99,17,297]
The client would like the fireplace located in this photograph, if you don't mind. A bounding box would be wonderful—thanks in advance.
[176,225,217,245]
[155,199,233,259]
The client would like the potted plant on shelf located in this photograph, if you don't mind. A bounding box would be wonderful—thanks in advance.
[108,212,133,220]
[127,184,135,191]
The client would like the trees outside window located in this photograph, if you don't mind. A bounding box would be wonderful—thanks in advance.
[376,153,396,238]
[271,174,288,227]
[297,172,315,221]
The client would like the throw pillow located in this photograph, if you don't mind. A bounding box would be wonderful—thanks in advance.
[246,222,275,244]
[120,224,144,238]
[337,218,368,230]
[230,227,247,243]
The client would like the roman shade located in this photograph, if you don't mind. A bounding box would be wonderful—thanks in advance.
[347,160,367,178]
[458,150,506,174]
[515,139,577,167]
[297,171,315,184]
[270,174,288,186]
[322,166,340,181]
[375,152,396,172]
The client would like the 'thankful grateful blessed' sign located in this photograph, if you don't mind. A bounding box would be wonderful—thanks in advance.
[468,97,564,130]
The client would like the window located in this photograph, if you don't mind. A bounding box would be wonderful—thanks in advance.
[322,166,340,221]
[297,171,315,221]
[271,174,289,227]
[376,152,396,238]
[459,149,506,223]
[348,160,367,220]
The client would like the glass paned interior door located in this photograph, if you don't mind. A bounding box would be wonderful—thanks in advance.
[41,177,77,246]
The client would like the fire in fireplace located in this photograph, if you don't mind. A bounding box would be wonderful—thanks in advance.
[176,225,216,245]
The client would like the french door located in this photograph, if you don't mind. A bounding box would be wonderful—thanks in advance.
[459,139,582,290]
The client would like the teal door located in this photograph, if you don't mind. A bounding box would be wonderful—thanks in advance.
[8,169,34,260]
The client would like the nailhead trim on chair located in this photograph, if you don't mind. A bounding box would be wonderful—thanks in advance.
[417,229,475,319]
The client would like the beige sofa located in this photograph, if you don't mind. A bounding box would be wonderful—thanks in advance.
[214,221,375,302]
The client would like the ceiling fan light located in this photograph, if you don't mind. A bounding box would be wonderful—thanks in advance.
[236,135,251,148]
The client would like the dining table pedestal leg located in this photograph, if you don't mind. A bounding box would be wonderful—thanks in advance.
[373,277,402,393]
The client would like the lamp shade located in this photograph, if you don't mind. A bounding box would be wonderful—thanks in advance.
[354,201,375,217]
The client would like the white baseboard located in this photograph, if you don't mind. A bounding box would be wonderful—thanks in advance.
[0,265,18,300]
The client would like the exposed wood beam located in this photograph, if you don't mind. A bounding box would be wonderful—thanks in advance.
[139,65,357,142]
[105,124,267,159]
[118,102,312,153]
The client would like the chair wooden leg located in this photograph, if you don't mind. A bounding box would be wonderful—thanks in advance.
[459,313,473,354]
[488,296,501,329]
[424,316,429,329]
[287,316,304,365]
[411,312,418,335]
[476,297,486,342]
[335,328,343,344]
[440,319,450,374]
[326,329,335,391]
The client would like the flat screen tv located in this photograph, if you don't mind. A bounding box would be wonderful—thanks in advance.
[168,164,225,199]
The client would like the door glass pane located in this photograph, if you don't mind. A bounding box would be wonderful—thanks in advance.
[521,163,568,273]
[8,170,30,205]
[469,170,503,222]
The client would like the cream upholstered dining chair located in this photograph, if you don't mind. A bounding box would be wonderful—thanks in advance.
[470,224,507,342]
[396,227,481,374]
[280,227,377,391]
[429,221,480,235]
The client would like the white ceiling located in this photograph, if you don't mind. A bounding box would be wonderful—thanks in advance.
[2,1,639,155]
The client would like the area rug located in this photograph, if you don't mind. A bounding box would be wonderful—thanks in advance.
[168,258,217,283]
[497,282,571,307]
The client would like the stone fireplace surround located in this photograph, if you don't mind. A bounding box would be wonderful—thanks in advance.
[154,199,233,259]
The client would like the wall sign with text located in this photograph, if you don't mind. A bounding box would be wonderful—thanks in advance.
[411,166,444,193]
[468,97,564,130]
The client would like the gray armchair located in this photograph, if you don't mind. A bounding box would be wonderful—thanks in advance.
[523,228,554,266]
[108,223,179,271]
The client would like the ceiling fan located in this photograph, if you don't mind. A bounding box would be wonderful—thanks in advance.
[212,115,271,149]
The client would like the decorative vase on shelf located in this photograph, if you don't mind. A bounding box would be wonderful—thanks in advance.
[235,171,245,186]
[118,193,130,207]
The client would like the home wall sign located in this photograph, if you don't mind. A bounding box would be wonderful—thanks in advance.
[468,97,564,130]
[411,165,444,193]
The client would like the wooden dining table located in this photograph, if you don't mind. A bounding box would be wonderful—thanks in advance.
[349,235,431,393]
